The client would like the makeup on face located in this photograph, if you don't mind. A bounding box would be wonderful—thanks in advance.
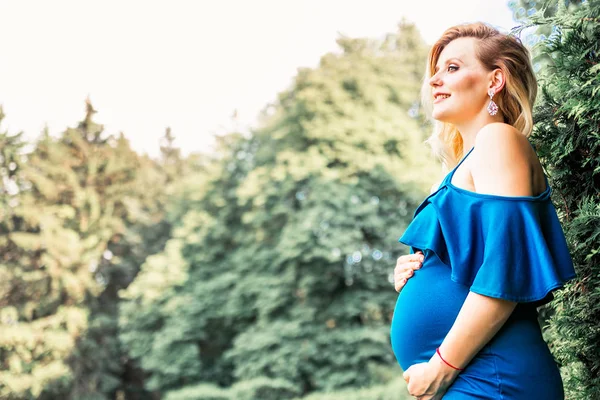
[428,38,490,123]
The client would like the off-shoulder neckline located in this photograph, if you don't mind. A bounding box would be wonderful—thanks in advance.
[444,145,552,202]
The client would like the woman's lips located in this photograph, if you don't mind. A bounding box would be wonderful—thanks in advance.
[433,94,451,104]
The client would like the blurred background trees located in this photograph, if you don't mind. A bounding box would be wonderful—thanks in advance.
[118,20,436,400]
[1,21,435,400]
[0,99,182,399]
[1,1,599,398]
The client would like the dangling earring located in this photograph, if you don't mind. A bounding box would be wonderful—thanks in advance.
[487,89,498,116]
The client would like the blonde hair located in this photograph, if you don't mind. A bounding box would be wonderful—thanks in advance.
[422,22,537,169]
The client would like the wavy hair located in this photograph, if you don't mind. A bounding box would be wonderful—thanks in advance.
[422,22,537,169]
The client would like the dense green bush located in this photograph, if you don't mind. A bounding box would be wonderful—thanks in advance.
[515,0,600,398]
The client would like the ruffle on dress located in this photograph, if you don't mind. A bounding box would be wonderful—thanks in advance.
[399,181,576,307]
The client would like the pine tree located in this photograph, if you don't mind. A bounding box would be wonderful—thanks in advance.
[66,105,190,399]
[0,100,176,399]
[114,127,195,399]
[160,127,183,184]
[0,108,96,399]
[0,110,62,398]
[64,109,144,400]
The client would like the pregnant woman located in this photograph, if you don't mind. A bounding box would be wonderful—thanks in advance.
[389,23,576,399]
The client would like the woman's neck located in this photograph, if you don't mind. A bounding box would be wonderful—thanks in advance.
[454,111,505,156]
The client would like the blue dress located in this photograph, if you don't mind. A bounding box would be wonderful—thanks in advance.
[390,146,576,399]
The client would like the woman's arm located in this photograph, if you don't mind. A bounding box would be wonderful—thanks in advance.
[435,293,517,371]
[436,123,531,370]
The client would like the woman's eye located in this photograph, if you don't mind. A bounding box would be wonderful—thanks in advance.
[447,65,459,72]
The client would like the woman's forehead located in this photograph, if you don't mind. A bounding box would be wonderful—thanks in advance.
[438,37,477,64]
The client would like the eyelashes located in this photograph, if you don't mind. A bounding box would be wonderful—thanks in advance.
[433,64,459,75]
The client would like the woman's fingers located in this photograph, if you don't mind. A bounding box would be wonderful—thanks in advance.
[394,252,425,292]
[394,260,424,276]
[395,278,407,292]
[396,252,424,266]
[399,269,415,279]
[394,268,416,292]
[411,261,422,270]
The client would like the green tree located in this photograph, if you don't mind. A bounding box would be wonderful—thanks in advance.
[63,104,149,400]
[68,109,193,399]
[0,100,180,399]
[510,0,584,22]
[160,127,184,184]
[0,110,66,399]
[509,0,585,60]
[523,0,600,398]
[119,21,437,399]
[113,128,201,399]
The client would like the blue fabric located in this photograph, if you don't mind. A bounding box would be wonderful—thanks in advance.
[390,145,575,398]
[398,145,575,307]
[390,253,565,399]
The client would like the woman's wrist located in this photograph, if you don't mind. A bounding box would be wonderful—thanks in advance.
[428,350,461,382]
[436,347,464,371]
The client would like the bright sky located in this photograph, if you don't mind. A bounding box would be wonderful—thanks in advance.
[0,0,516,157]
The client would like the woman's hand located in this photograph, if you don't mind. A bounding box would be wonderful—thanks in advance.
[403,351,460,399]
[394,251,424,292]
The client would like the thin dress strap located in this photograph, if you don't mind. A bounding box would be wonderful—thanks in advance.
[442,146,475,185]
[445,141,550,191]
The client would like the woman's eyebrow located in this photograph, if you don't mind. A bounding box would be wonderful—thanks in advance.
[434,57,463,73]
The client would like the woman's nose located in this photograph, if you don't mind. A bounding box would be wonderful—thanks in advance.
[429,73,441,87]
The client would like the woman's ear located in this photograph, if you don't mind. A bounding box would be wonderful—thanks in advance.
[490,68,506,94]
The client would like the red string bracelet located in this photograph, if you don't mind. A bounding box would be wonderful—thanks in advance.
[436,347,464,371]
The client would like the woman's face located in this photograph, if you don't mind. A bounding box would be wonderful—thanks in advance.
[429,37,492,124]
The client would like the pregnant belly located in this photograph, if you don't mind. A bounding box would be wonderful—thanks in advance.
[390,250,470,370]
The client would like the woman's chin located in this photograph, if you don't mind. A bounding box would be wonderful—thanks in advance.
[431,110,450,122]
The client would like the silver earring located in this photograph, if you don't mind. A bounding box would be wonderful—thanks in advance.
[487,89,498,116]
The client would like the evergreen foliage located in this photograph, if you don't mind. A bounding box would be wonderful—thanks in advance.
[518,0,600,398]
[0,101,183,399]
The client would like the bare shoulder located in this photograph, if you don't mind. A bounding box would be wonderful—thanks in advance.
[471,123,534,197]
[474,122,526,146]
